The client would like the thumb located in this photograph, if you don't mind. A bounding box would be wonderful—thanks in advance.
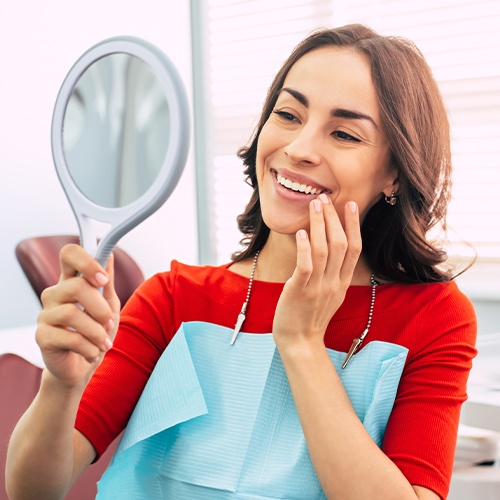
[103,252,121,316]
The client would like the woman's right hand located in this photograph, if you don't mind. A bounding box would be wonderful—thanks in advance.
[36,244,120,390]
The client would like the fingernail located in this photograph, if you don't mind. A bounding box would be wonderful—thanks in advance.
[348,201,358,214]
[95,272,108,286]
[104,338,113,350]
[313,200,322,213]
[105,318,115,332]
[319,193,330,204]
[298,229,307,239]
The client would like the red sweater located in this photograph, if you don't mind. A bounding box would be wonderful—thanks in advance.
[76,261,477,499]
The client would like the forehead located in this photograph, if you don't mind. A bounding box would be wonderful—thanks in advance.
[282,46,381,120]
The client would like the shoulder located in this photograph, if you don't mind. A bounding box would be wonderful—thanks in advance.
[135,260,244,297]
[375,280,477,351]
[413,280,476,325]
[413,281,477,352]
[379,280,475,319]
[152,260,236,285]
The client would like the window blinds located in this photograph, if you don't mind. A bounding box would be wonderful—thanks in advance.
[192,0,500,264]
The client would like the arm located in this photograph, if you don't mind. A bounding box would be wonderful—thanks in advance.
[6,245,120,499]
[273,196,441,499]
[7,373,96,500]
[278,341,440,500]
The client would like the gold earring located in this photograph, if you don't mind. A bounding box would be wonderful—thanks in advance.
[384,191,398,206]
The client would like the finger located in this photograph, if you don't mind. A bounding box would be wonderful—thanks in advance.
[320,194,349,279]
[59,244,109,288]
[38,304,115,352]
[288,229,313,288]
[36,323,106,364]
[41,276,114,329]
[102,254,120,341]
[339,201,362,282]
[308,197,329,281]
[103,253,121,317]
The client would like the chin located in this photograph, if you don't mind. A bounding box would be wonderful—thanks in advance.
[262,213,309,236]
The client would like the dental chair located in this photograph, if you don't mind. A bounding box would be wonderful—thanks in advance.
[0,352,122,499]
[15,234,144,308]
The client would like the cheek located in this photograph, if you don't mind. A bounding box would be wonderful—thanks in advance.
[255,151,267,190]
[255,129,278,182]
[355,150,393,194]
[255,128,269,166]
[331,169,388,218]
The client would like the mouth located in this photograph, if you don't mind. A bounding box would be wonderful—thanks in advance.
[273,170,332,196]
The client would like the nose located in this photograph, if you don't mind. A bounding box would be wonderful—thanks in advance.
[283,125,322,166]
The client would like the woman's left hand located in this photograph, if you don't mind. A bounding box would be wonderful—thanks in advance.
[273,194,362,349]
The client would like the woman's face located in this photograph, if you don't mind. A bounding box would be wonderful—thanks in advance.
[256,46,396,236]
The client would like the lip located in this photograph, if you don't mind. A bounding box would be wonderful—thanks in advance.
[271,168,332,197]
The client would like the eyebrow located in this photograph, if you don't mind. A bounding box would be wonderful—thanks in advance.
[281,87,379,130]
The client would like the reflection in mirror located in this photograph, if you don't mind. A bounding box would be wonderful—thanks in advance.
[63,54,170,208]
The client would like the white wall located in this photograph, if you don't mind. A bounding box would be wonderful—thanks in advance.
[0,1,197,328]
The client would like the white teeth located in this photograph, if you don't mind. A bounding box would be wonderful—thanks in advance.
[276,173,321,195]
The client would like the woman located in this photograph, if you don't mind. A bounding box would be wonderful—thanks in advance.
[7,24,476,499]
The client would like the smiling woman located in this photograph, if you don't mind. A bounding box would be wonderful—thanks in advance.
[7,24,475,500]
[226,27,475,497]
[234,28,451,285]
[198,1,500,271]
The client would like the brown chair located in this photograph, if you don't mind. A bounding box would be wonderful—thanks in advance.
[0,353,120,498]
[15,235,145,308]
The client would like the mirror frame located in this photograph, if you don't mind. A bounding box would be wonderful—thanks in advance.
[51,36,190,265]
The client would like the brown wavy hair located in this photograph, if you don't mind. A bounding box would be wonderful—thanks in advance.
[232,24,453,283]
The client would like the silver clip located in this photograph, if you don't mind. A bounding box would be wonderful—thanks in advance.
[342,327,369,369]
[342,338,362,369]
[230,302,248,345]
[230,313,245,345]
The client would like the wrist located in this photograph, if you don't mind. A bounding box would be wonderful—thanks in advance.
[40,369,89,401]
[275,335,327,360]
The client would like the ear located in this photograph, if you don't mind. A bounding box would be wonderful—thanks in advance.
[382,170,399,197]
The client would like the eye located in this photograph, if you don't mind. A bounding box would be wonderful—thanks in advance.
[273,110,299,122]
[333,130,361,142]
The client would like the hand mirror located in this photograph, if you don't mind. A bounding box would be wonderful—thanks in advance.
[51,36,190,267]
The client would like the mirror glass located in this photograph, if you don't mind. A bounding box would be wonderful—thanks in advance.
[63,54,169,208]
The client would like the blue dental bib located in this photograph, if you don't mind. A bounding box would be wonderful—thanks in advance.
[97,322,408,499]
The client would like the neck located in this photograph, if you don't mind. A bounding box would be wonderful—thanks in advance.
[256,232,297,282]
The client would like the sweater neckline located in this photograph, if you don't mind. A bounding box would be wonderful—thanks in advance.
[222,261,382,289]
